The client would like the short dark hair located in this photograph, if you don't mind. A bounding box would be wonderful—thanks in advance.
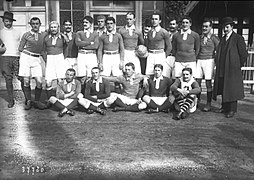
[29,17,41,25]
[125,62,135,70]
[83,16,94,24]
[154,64,163,71]
[126,12,135,19]
[152,13,162,20]
[63,19,72,25]
[182,67,192,75]
[97,15,106,21]
[66,68,76,76]
[91,66,100,72]
[144,18,152,27]
[203,18,213,27]
[181,16,192,24]
[106,17,115,24]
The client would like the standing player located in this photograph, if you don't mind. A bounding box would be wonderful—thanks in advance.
[172,16,200,78]
[18,17,48,110]
[62,19,78,73]
[167,17,179,79]
[75,16,99,85]
[97,16,124,77]
[146,13,171,76]
[0,11,22,108]
[118,12,144,74]
[142,64,174,113]
[96,15,107,37]
[196,18,219,111]
[44,21,69,102]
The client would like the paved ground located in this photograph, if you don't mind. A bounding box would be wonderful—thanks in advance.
[0,80,254,179]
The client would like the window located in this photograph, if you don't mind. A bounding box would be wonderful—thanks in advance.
[59,0,85,32]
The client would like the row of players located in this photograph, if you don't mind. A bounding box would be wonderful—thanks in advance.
[0,11,248,119]
[51,63,200,120]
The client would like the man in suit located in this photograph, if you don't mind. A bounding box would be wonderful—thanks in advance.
[48,68,81,117]
[213,17,248,118]
[62,19,78,73]
[142,64,174,113]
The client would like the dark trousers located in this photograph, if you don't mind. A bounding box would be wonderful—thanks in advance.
[1,56,20,103]
[139,57,147,75]
[218,77,237,112]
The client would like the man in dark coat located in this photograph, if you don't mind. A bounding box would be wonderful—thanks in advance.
[213,17,248,118]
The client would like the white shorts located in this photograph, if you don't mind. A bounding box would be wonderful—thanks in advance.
[111,92,147,109]
[101,54,123,76]
[49,96,74,107]
[150,96,168,106]
[175,61,196,78]
[77,53,97,77]
[196,59,215,79]
[45,54,68,81]
[79,96,115,108]
[19,52,43,77]
[123,49,141,74]
[165,56,175,79]
[146,52,167,76]
[65,57,78,74]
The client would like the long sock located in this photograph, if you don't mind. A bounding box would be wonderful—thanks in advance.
[6,78,14,102]
[34,87,42,101]
[98,102,106,109]
[66,98,78,109]
[180,95,194,112]
[125,104,139,112]
[207,91,212,103]
[114,97,127,108]
[158,98,172,111]
[54,100,66,110]
[88,104,98,111]
[147,99,158,109]
[46,88,54,99]
[23,86,32,101]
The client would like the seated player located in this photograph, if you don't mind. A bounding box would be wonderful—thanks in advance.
[142,64,174,113]
[170,67,201,120]
[104,62,147,112]
[48,68,81,117]
[78,67,114,115]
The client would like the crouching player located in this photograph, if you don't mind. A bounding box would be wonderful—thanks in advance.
[48,68,81,117]
[170,67,201,120]
[78,67,114,115]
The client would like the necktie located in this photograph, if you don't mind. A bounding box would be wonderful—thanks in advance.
[67,83,72,92]
[52,36,57,45]
[152,30,156,38]
[182,32,188,40]
[127,28,133,36]
[155,79,160,89]
[34,33,38,41]
[95,81,100,92]
[108,33,113,42]
[86,31,90,38]
[67,32,72,40]
[203,36,208,44]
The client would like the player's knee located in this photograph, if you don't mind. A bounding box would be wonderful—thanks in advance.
[142,95,150,103]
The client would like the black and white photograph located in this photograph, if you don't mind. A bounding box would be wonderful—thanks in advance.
[0,0,254,179]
